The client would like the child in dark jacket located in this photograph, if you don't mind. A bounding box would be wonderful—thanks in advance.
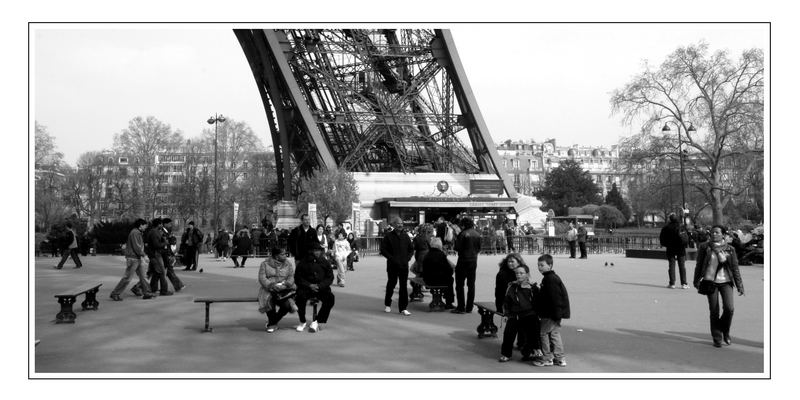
[534,254,570,367]
[498,264,541,362]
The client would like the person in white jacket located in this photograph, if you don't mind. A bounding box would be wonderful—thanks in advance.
[332,230,352,287]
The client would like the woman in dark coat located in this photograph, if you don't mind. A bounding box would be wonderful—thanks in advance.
[693,225,745,347]
[231,229,253,268]
[495,253,528,350]
[421,237,454,309]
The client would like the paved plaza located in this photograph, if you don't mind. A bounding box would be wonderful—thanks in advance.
[31,251,765,375]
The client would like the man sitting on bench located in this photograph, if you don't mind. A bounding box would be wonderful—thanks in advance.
[421,238,455,309]
[294,241,335,333]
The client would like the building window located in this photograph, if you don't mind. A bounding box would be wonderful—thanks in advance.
[118,157,128,164]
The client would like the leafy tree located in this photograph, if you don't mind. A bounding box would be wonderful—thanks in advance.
[611,42,763,225]
[297,168,360,224]
[538,159,602,216]
[113,116,184,217]
[35,122,63,166]
[595,205,626,228]
[604,182,631,223]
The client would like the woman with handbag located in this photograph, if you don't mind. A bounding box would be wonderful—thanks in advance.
[258,246,298,333]
[693,225,745,347]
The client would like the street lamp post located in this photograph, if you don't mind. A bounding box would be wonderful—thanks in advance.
[207,114,226,234]
[661,121,696,226]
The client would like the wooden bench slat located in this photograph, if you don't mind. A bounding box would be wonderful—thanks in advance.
[193,297,258,303]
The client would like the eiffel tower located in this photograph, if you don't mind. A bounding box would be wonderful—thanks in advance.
[234,28,516,228]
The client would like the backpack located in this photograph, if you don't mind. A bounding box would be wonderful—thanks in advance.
[679,229,690,246]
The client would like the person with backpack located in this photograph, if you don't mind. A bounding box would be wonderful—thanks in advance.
[54,222,83,269]
[660,214,689,289]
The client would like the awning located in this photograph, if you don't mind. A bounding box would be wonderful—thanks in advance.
[375,197,517,208]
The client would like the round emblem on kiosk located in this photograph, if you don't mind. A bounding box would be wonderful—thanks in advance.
[436,180,449,193]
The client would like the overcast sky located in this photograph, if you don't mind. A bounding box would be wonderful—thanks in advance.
[33,23,767,166]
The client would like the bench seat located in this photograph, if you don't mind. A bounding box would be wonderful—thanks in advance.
[409,277,448,312]
[193,296,319,332]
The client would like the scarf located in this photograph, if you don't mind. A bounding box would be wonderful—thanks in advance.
[703,240,729,281]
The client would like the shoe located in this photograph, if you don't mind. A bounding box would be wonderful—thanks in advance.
[110,294,122,301]
[667,284,676,289]
[53,266,63,269]
[142,294,155,300]
[160,291,174,296]
[713,341,722,348]
[444,303,455,310]
[74,265,83,268]
[532,359,554,367]
[554,359,567,367]
[309,321,319,333]
[384,306,391,313]
[266,325,277,333]
[130,287,142,297]
[723,334,732,346]
[400,310,411,316]
[296,322,307,332]
[681,284,690,289]
[177,284,187,292]
[464,309,473,314]
[498,356,511,362]
[450,308,465,314]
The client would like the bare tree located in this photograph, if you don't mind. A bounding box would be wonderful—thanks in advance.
[611,42,764,224]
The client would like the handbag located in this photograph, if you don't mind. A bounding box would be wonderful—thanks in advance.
[697,279,715,295]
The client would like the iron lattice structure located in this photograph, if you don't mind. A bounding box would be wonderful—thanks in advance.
[234,28,515,199]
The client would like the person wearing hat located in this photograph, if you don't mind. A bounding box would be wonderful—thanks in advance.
[293,240,335,333]
[110,219,155,300]
[380,216,414,316]
[181,221,203,271]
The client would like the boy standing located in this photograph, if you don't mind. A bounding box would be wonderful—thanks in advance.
[533,254,570,367]
[498,264,540,362]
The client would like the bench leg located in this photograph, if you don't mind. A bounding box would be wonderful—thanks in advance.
[202,302,213,333]
[428,288,446,312]
[476,308,499,338]
[409,283,424,302]
[56,296,77,324]
[81,287,100,311]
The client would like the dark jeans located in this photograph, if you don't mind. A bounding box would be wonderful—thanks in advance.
[147,254,170,294]
[296,288,335,323]
[57,248,82,268]
[266,298,293,326]
[567,241,576,258]
[501,314,540,358]
[667,254,687,285]
[183,245,198,270]
[578,241,587,258]
[455,262,477,312]
[385,266,409,311]
[231,256,248,267]
[706,282,735,344]
[162,252,183,289]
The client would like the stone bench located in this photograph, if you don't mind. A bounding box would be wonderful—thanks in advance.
[474,301,505,338]
[54,283,102,324]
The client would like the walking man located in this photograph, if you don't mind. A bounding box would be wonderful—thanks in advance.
[181,221,203,271]
[380,216,414,316]
[55,222,83,269]
[110,219,155,300]
[160,218,185,291]
[145,218,172,296]
[452,216,482,314]
[660,214,689,289]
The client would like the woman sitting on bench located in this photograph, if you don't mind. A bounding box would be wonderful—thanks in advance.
[421,237,455,309]
[258,246,298,333]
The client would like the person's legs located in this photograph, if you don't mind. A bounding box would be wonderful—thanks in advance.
[70,248,83,267]
[539,317,556,362]
[568,241,576,258]
[267,302,291,326]
[444,280,455,305]
[134,257,152,296]
[398,268,409,312]
[384,267,399,307]
[465,265,477,312]
[231,256,239,267]
[241,256,248,267]
[295,292,309,323]
[336,257,347,285]
[550,321,565,362]
[667,255,677,286]
[706,285,723,345]
[183,246,196,270]
[519,314,540,357]
[579,242,587,258]
[454,267,466,311]
[677,255,687,286]
[718,283,735,340]
[500,317,519,358]
[150,255,170,294]
[315,289,335,323]
[111,258,138,296]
